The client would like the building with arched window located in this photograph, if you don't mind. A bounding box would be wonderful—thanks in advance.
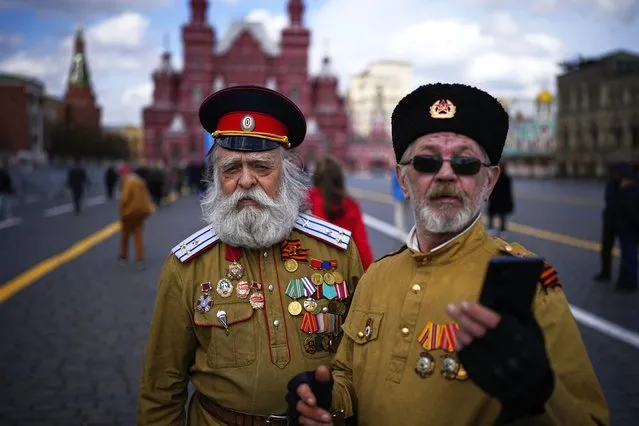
[142,0,349,167]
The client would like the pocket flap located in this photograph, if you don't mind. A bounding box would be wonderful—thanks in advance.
[195,302,255,328]
[342,310,384,345]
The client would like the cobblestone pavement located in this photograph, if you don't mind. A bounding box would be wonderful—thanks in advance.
[1,178,638,425]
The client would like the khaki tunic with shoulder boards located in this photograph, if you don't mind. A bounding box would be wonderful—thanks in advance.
[331,221,610,426]
[137,214,364,425]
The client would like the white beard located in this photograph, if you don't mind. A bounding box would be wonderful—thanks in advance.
[411,180,489,234]
[205,185,301,249]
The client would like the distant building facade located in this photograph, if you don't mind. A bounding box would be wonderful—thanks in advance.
[142,0,349,167]
[500,90,558,177]
[556,50,639,177]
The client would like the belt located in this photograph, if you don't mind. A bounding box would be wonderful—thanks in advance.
[197,393,289,426]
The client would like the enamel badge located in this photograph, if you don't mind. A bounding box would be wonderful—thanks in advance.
[429,99,456,119]
[216,279,233,298]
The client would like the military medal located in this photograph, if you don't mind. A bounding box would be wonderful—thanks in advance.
[280,240,309,273]
[288,300,303,316]
[224,246,245,280]
[249,292,265,309]
[216,310,229,329]
[303,298,319,313]
[323,272,336,286]
[300,312,319,334]
[236,281,250,299]
[196,282,214,312]
[284,259,298,273]
[311,273,324,286]
[314,334,325,352]
[195,294,213,312]
[303,336,317,354]
[441,353,460,380]
[322,334,332,352]
[216,279,233,298]
[415,351,435,378]
[332,271,344,283]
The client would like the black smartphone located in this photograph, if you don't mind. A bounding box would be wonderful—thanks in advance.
[479,255,545,321]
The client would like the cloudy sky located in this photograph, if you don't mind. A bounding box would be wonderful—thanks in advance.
[0,0,637,127]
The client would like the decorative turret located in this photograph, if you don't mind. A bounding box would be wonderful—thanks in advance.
[190,0,207,24]
[67,28,91,88]
[63,26,101,129]
[288,0,304,27]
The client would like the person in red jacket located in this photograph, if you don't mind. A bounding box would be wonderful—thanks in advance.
[308,156,374,270]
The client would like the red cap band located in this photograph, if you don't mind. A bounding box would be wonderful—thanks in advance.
[216,111,288,137]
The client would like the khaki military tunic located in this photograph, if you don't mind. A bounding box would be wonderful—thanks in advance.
[331,221,609,426]
[137,213,364,425]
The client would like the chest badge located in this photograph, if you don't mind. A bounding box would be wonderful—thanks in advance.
[236,281,250,299]
[415,351,435,378]
[216,279,233,298]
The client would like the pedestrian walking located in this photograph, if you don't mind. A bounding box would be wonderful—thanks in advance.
[118,164,154,269]
[594,164,622,282]
[104,165,118,200]
[614,162,639,293]
[66,158,89,215]
[0,160,15,220]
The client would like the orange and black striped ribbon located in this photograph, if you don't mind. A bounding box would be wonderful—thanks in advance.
[280,240,309,261]
[540,261,561,290]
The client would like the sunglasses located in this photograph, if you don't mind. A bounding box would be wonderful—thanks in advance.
[400,155,491,175]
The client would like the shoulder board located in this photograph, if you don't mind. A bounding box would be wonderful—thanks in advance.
[494,238,561,291]
[374,244,409,263]
[171,225,220,263]
[293,213,351,250]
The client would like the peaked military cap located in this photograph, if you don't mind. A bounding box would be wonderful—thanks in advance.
[391,83,509,165]
[199,85,307,153]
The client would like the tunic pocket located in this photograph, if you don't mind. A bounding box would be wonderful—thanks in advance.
[342,309,384,344]
[195,301,257,369]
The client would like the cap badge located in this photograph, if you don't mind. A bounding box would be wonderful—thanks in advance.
[241,115,256,131]
[429,99,456,119]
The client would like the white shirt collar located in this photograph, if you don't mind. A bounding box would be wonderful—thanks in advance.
[406,214,482,253]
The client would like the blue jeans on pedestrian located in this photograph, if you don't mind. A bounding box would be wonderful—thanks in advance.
[618,235,638,290]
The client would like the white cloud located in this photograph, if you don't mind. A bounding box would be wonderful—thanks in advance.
[245,9,288,45]
[462,0,639,21]
[0,12,160,126]
[307,0,564,100]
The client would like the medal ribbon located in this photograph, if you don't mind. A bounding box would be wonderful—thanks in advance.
[418,321,442,350]
[301,277,317,297]
[310,259,337,270]
[280,240,309,261]
[440,323,459,351]
[334,281,349,300]
[301,312,319,334]
[323,283,337,300]
[285,279,303,299]
[317,313,326,333]
[225,245,243,261]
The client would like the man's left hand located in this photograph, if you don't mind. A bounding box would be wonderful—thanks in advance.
[447,301,555,423]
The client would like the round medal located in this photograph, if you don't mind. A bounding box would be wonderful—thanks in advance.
[195,294,213,313]
[332,271,344,283]
[311,273,324,286]
[303,298,318,313]
[415,351,435,378]
[440,353,460,380]
[322,334,332,352]
[303,337,317,354]
[216,279,233,298]
[225,261,244,280]
[288,301,303,316]
[236,281,251,299]
[284,259,298,273]
[249,292,265,309]
[323,272,336,286]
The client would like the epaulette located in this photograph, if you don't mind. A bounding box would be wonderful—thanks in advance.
[494,238,561,292]
[293,213,351,250]
[171,225,220,263]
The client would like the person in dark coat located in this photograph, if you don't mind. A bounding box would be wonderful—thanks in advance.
[614,163,639,292]
[66,159,89,215]
[594,164,622,281]
[487,161,513,235]
[104,166,118,200]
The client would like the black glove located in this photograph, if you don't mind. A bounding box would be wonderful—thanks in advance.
[458,312,555,424]
[285,370,334,426]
